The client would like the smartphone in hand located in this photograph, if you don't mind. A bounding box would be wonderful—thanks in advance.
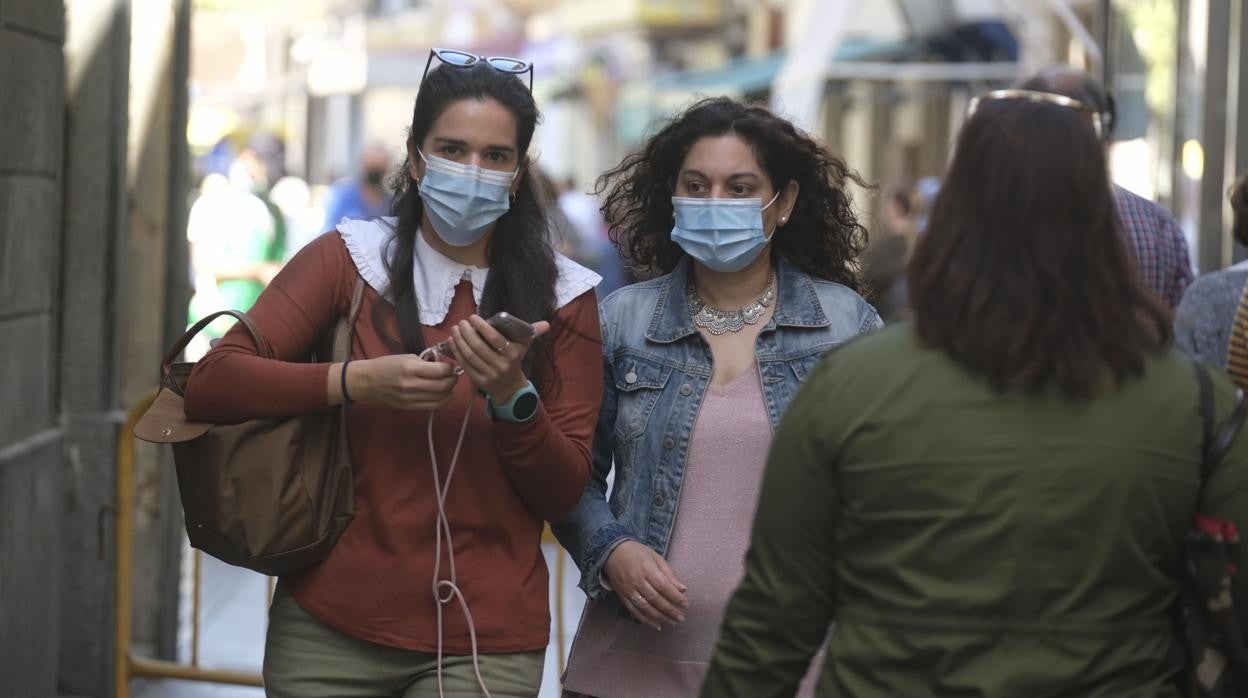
[428,312,536,360]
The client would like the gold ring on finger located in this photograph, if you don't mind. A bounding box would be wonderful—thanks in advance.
[630,592,645,606]
[495,341,510,353]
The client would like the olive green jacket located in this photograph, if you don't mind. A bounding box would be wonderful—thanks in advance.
[703,324,1248,697]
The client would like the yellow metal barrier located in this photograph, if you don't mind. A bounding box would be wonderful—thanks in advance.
[114,390,264,696]
[114,391,570,694]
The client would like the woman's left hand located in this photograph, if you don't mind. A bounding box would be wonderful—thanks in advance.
[450,314,551,401]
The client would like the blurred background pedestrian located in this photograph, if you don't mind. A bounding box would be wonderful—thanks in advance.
[322,143,395,230]
[1176,175,1248,369]
[861,181,917,322]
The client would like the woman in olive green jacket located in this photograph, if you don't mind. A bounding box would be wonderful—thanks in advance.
[702,91,1248,697]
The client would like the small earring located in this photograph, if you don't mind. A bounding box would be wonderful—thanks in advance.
[780,216,788,224]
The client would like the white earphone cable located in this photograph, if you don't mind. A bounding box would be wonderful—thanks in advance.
[421,345,492,698]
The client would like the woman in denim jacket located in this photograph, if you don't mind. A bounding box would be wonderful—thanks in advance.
[553,97,881,697]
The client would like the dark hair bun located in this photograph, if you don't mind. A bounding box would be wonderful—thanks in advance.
[1232,175,1248,214]
[1231,175,1248,246]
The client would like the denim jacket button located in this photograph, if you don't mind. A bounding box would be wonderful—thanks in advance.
[624,370,638,384]
[663,437,675,449]
[679,383,692,396]
[653,494,665,506]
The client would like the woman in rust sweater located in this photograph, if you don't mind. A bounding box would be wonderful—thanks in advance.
[184,53,603,697]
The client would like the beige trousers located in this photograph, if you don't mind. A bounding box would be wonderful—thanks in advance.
[263,583,545,697]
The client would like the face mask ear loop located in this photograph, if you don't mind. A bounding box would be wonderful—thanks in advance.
[412,147,429,189]
[762,190,784,242]
[419,346,493,698]
[761,189,783,211]
[508,167,521,202]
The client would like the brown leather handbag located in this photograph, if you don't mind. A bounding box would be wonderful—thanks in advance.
[134,278,365,577]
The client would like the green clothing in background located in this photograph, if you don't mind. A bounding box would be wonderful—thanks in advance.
[703,324,1248,698]
[186,184,285,339]
[209,193,283,314]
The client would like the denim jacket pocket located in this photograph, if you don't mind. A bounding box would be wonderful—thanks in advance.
[786,343,839,382]
[611,353,674,445]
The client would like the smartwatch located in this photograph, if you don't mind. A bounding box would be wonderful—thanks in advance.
[486,381,540,423]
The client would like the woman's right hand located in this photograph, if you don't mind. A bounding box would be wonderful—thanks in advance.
[603,540,689,630]
[348,355,458,411]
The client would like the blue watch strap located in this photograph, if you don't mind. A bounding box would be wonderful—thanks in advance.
[486,381,540,423]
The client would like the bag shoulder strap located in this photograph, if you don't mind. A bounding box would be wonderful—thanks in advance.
[1195,360,1215,465]
[1193,360,1248,483]
[348,275,366,325]
[331,276,367,362]
[161,310,272,390]
[164,276,366,389]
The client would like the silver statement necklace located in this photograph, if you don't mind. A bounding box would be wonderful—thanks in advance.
[688,272,776,335]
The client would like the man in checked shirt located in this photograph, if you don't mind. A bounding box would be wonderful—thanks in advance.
[1020,66,1194,309]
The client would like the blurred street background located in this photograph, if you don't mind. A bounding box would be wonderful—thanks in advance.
[3,0,1247,696]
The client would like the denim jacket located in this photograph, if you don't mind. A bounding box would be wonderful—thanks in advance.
[551,257,881,617]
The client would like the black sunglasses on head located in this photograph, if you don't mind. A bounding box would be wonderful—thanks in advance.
[421,47,533,92]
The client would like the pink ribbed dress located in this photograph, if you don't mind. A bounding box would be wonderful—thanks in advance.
[562,365,822,697]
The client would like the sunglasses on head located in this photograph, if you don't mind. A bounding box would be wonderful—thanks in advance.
[966,89,1105,139]
[421,47,534,92]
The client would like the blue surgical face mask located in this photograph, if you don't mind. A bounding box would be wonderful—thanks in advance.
[670,191,782,273]
[416,150,517,247]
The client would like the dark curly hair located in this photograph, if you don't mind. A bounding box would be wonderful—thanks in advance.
[595,97,869,289]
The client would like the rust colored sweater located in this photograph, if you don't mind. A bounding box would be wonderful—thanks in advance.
[184,232,602,653]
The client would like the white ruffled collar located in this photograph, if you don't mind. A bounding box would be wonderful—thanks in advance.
[336,217,601,325]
